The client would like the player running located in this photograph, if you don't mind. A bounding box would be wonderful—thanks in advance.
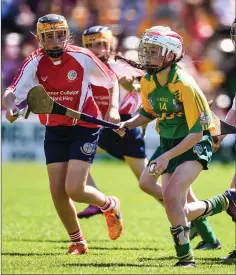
[212,18,236,264]
[116,26,236,267]
[77,25,148,218]
[2,14,123,255]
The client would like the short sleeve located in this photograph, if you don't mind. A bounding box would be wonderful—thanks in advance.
[181,84,213,133]
[8,57,39,106]
[139,77,156,120]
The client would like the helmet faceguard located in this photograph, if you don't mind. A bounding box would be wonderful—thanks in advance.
[231,18,236,49]
[82,26,113,61]
[37,14,69,58]
[138,26,184,75]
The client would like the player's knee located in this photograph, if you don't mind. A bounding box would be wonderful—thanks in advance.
[139,178,149,193]
[50,185,68,201]
[65,182,85,202]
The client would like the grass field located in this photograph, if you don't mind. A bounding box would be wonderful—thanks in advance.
[2,161,235,274]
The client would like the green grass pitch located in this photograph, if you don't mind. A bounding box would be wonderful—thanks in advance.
[2,162,235,274]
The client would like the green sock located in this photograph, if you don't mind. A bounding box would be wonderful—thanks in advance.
[192,218,217,243]
[197,194,229,219]
[171,225,195,262]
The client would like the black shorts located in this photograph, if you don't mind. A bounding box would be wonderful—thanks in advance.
[44,126,100,165]
[98,114,146,160]
[149,130,213,173]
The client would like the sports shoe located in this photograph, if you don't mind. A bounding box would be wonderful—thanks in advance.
[195,238,221,250]
[224,189,236,222]
[174,261,196,267]
[67,242,88,255]
[221,250,236,264]
[77,205,102,219]
[103,196,123,240]
[189,222,199,241]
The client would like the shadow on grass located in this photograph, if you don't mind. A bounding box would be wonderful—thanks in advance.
[138,256,226,265]
[89,246,160,251]
[63,262,162,268]
[2,252,59,256]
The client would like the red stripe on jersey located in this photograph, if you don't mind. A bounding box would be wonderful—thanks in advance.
[11,49,43,91]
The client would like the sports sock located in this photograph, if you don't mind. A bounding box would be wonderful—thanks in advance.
[196,194,229,219]
[100,196,116,212]
[69,230,85,244]
[192,218,217,243]
[170,225,195,262]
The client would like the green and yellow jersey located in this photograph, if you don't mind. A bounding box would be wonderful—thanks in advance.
[139,65,215,139]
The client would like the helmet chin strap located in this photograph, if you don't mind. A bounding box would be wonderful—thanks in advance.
[145,55,183,75]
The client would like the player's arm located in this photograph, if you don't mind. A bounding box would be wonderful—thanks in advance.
[2,89,19,123]
[213,96,236,147]
[118,76,134,91]
[2,57,39,123]
[115,79,156,136]
[225,96,236,126]
[86,53,120,123]
[105,76,120,123]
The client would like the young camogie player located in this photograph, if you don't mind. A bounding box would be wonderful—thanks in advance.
[116,26,236,267]
[3,14,123,255]
[77,25,148,218]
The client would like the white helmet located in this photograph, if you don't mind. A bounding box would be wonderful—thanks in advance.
[138,26,184,74]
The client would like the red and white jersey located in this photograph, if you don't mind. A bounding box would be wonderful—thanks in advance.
[92,58,144,118]
[7,45,116,127]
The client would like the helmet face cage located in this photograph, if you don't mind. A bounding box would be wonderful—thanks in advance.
[37,15,69,58]
[138,41,168,75]
[230,19,236,49]
[138,30,183,75]
[82,28,113,61]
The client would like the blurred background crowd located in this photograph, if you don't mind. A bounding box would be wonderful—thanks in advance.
[2,0,235,162]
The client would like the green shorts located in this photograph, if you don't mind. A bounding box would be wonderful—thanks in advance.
[149,131,213,174]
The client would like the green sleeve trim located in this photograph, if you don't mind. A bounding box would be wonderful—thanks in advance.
[144,74,151,81]
[139,107,156,120]
[188,117,203,133]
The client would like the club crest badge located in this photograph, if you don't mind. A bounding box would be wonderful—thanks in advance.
[193,144,203,155]
[81,142,95,155]
[200,112,210,126]
[173,99,182,111]
[67,70,77,82]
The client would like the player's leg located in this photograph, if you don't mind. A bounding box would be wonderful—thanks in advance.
[44,127,88,255]
[77,126,124,219]
[188,187,221,250]
[163,160,203,267]
[77,173,102,219]
[221,174,236,264]
[47,162,88,255]
[124,156,148,180]
[230,174,236,188]
[186,188,236,222]
[139,166,163,201]
[65,126,123,240]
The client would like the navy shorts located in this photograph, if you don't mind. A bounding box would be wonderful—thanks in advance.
[44,126,100,164]
[98,114,146,160]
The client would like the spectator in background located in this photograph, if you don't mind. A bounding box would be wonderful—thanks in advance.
[2,33,23,91]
